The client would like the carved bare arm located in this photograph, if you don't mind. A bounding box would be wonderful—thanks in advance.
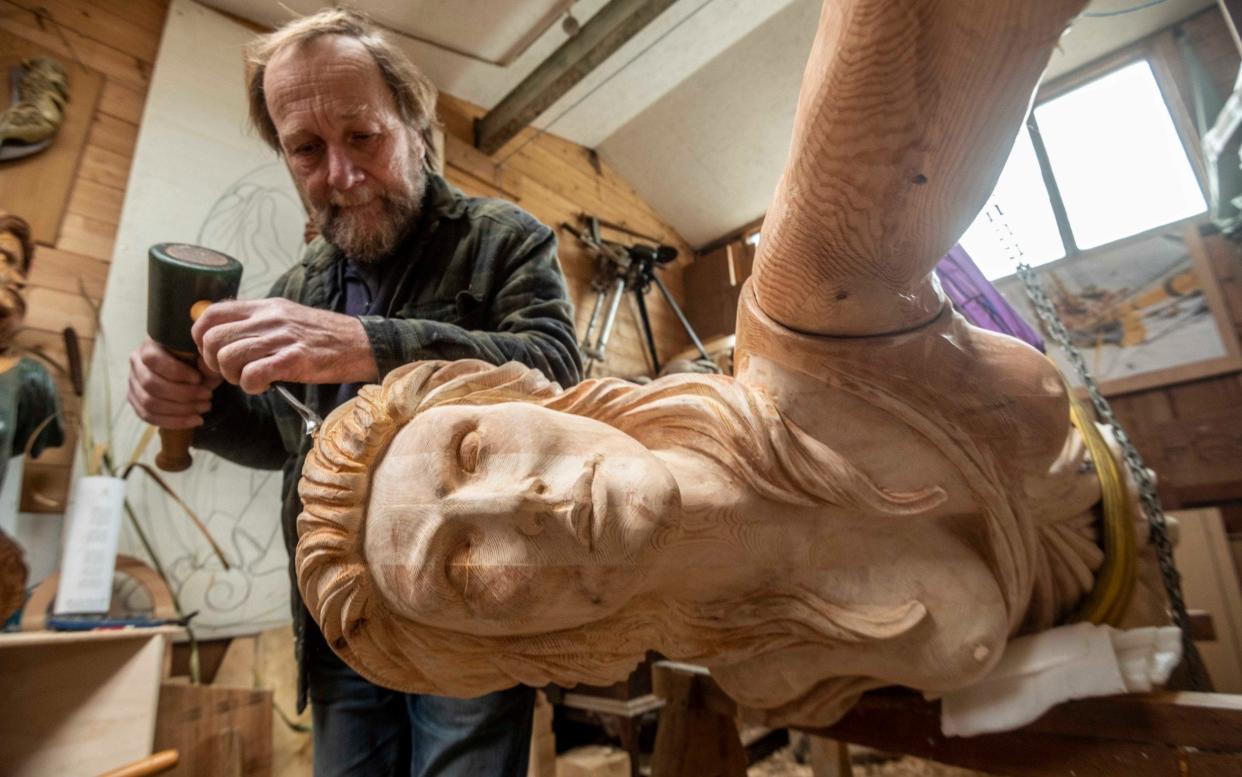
[750,0,1087,337]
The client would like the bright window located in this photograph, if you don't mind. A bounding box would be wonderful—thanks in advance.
[961,58,1207,280]
[1035,60,1206,250]
[959,126,1066,280]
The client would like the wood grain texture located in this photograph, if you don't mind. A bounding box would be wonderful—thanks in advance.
[751,0,1087,336]
[292,0,1187,732]
[438,93,694,378]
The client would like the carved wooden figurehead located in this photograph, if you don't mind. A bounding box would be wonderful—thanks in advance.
[295,0,1169,727]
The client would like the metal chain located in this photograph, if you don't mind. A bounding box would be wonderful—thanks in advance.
[987,207,1211,690]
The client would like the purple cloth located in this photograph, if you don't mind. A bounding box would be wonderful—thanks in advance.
[934,244,1044,352]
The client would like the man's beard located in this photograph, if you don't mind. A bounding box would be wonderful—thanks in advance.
[316,161,427,264]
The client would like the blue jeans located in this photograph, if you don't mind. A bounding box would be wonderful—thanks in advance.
[307,628,535,776]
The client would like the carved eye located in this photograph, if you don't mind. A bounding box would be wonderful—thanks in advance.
[458,430,481,473]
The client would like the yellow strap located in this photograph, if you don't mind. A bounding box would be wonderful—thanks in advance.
[1068,392,1138,626]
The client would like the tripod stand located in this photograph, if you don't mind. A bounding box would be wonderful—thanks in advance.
[565,217,718,376]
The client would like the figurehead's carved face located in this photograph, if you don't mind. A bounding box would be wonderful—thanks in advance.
[365,402,679,635]
[296,359,948,701]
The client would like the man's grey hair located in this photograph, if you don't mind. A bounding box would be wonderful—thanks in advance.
[244,7,441,171]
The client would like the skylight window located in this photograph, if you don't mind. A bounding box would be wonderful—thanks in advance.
[1034,60,1206,250]
[960,58,1207,280]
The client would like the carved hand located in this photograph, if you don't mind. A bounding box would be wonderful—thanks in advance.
[192,298,378,394]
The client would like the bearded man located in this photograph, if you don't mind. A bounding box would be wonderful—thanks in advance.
[126,9,581,776]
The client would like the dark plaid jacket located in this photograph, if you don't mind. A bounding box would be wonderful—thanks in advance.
[193,174,582,709]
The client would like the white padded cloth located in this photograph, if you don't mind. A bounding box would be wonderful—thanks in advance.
[939,622,1182,737]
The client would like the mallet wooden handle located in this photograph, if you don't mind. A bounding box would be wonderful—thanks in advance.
[147,243,243,473]
[154,300,215,472]
[154,344,198,473]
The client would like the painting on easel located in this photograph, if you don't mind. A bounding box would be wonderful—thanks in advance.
[997,224,1242,396]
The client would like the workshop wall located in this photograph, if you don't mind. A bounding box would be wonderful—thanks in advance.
[0,0,170,513]
[436,94,694,380]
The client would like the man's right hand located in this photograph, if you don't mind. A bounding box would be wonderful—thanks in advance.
[127,336,221,429]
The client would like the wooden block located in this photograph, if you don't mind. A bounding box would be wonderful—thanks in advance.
[807,736,852,777]
[153,683,273,777]
[650,662,747,777]
[556,746,630,777]
[1167,374,1242,421]
[0,29,106,245]
[444,133,522,201]
[0,630,169,776]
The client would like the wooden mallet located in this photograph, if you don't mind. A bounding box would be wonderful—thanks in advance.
[147,243,242,472]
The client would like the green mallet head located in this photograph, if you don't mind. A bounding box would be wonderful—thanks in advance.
[147,243,243,357]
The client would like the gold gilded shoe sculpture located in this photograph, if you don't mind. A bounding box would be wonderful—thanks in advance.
[0,57,69,162]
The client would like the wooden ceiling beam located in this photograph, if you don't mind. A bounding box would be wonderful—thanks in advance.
[474,0,679,156]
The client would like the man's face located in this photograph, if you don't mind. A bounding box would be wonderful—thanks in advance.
[263,35,426,262]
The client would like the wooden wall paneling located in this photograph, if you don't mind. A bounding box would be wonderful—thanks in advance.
[0,29,105,244]
[24,0,162,65]
[1172,508,1242,692]
[26,245,109,300]
[56,211,117,259]
[1166,373,1242,419]
[0,1,152,92]
[1201,233,1242,334]
[98,79,147,125]
[87,111,140,159]
[1156,408,1242,504]
[2,0,168,510]
[78,142,132,190]
[65,175,125,227]
[23,286,98,336]
[437,93,695,378]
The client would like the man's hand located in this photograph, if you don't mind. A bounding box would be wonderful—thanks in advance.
[192,298,378,394]
[128,337,220,429]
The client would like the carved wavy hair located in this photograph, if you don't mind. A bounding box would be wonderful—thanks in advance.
[297,360,944,697]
